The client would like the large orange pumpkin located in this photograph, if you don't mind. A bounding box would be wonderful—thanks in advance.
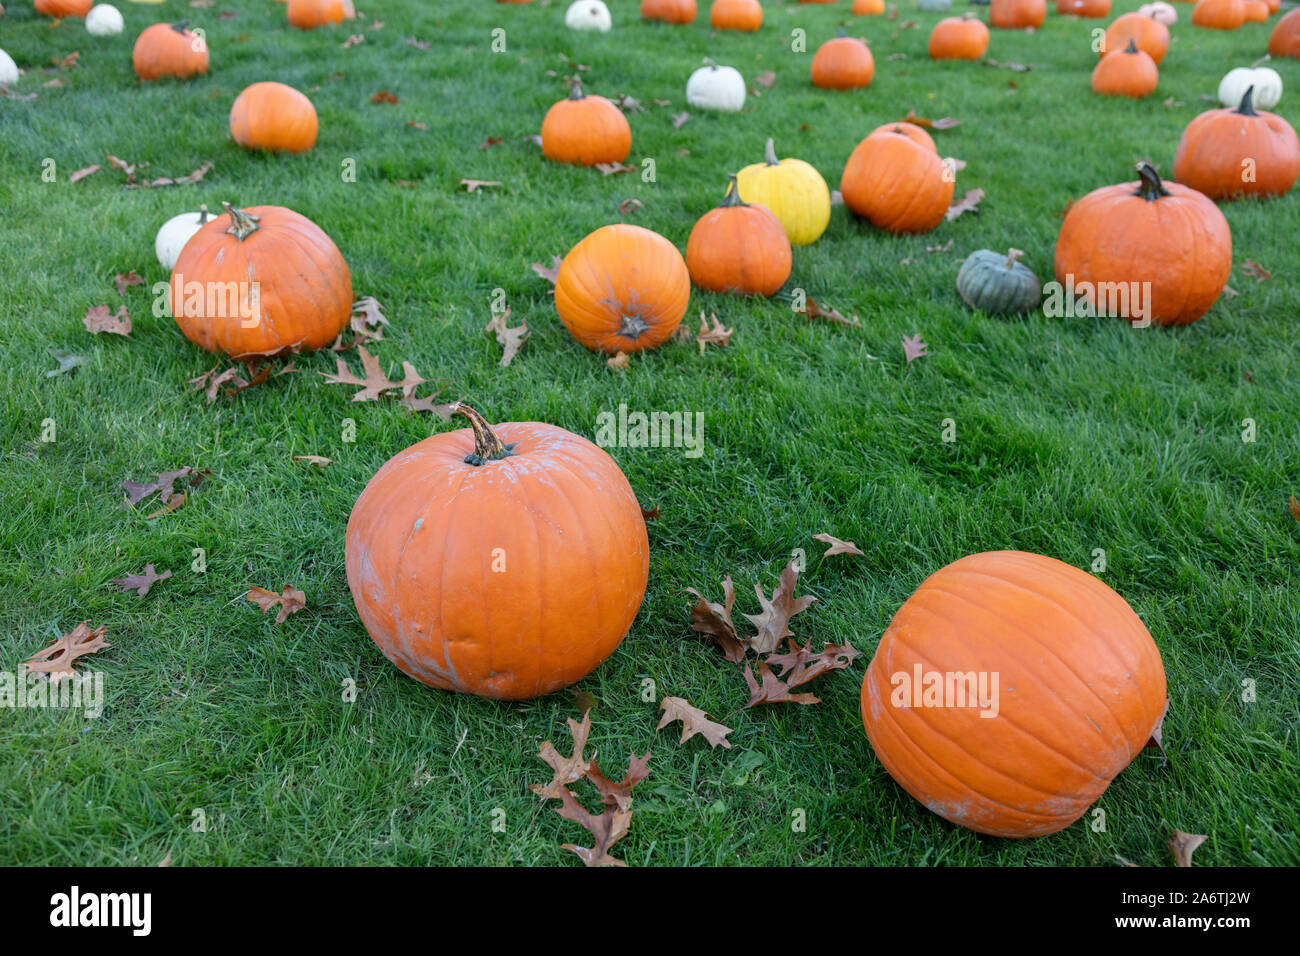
[929,15,990,60]
[1091,38,1159,98]
[685,175,792,296]
[286,0,356,29]
[710,0,763,30]
[34,0,92,17]
[1242,0,1269,21]
[811,30,875,90]
[990,0,1046,28]
[1173,86,1300,200]
[132,23,209,81]
[345,404,649,702]
[852,0,887,14]
[841,128,955,234]
[1101,12,1170,63]
[230,82,319,153]
[1054,163,1232,326]
[1191,0,1245,28]
[869,121,937,153]
[642,0,697,23]
[170,203,352,358]
[1269,9,1300,57]
[555,224,690,354]
[1057,0,1111,16]
[541,79,632,167]
[861,551,1167,838]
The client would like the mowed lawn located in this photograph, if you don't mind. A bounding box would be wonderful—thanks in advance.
[1,0,1297,866]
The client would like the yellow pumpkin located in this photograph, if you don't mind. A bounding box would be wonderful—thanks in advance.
[734,138,832,246]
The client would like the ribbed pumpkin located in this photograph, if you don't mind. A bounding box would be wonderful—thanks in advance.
[642,0,697,22]
[1192,0,1245,29]
[735,138,833,245]
[230,82,319,154]
[1242,0,1269,21]
[541,79,632,167]
[711,0,763,30]
[990,0,1046,28]
[555,224,690,354]
[869,120,937,153]
[811,30,876,90]
[1054,163,1232,326]
[957,249,1041,314]
[286,0,356,29]
[1101,12,1170,63]
[1173,86,1300,200]
[1057,0,1111,16]
[852,0,887,13]
[861,551,1167,838]
[170,203,352,358]
[686,175,792,296]
[841,128,955,234]
[34,0,93,16]
[929,15,990,60]
[1270,9,1300,58]
[345,404,649,702]
[132,23,209,81]
[1092,38,1159,98]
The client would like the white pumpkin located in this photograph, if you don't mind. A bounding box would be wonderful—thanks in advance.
[0,49,19,88]
[565,0,612,32]
[686,62,747,112]
[1219,64,1283,111]
[85,4,124,36]
[155,206,215,272]
[1137,2,1177,25]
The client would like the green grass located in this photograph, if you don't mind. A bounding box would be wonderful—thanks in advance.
[1,0,1298,866]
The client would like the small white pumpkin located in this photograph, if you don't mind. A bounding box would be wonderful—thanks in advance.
[686,61,747,112]
[0,49,19,88]
[85,4,124,36]
[565,0,612,32]
[155,206,215,272]
[1219,62,1283,111]
[1137,2,1177,25]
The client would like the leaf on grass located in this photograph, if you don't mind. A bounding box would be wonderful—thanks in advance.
[618,197,643,217]
[596,161,636,176]
[1168,830,1207,867]
[743,560,817,655]
[754,70,776,89]
[479,135,503,148]
[124,160,214,190]
[111,564,172,597]
[887,53,908,61]
[607,351,630,372]
[146,493,187,519]
[946,187,985,221]
[1289,496,1300,522]
[460,178,502,193]
[614,94,645,113]
[812,533,863,557]
[902,333,929,364]
[121,467,206,508]
[1145,697,1170,763]
[406,120,428,131]
[743,661,821,708]
[69,164,101,184]
[83,304,131,337]
[765,638,861,689]
[401,393,457,417]
[343,34,366,48]
[530,711,593,801]
[686,576,747,663]
[46,349,85,377]
[555,786,633,867]
[351,295,389,337]
[1241,259,1271,283]
[24,622,110,683]
[53,51,79,70]
[657,697,733,750]
[247,585,307,625]
[406,37,431,50]
[983,58,1031,72]
[292,455,333,468]
[927,238,955,253]
[695,311,733,354]
[671,111,691,130]
[320,346,427,402]
[572,689,598,714]
[586,752,651,812]
[900,109,960,130]
[640,505,660,520]
[484,307,529,367]
[369,89,397,104]
[801,298,861,327]
[113,270,144,296]
[530,255,563,286]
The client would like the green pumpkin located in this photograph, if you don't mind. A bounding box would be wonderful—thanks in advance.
[956,249,1041,315]
[918,0,953,10]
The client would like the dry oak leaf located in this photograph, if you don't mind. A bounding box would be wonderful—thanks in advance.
[686,576,747,663]
[113,270,144,296]
[484,307,529,367]
[125,160,215,190]
[111,564,172,598]
[586,752,652,812]
[69,164,101,184]
[743,560,817,655]
[530,255,563,286]
[1289,496,1300,522]
[479,135,503,148]
[293,455,333,468]
[402,393,457,417]
[1169,830,1208,867]
[320,346,426,402]
[743,661,821,708]
[555,785,634,867]
[530,711,593,801]
[343,34,366,48]
[247,585,307,625]
[607,351,630,372]
[46,349,84,377]
[812,533,863,557]
[83,304,131,337]
[406,37,431,50]
[146,493,187,519]
[946,187,985,222]
[983,58,1031,72]
[1241,259,1272,283]
[802,298,861,327]
[460,179,502,193]
[696,312,733,354]
[765,638,862,689]
[596,161,636,176]
[902,333,929,364]
[24,622,110,683]
[754,70,776,89]
[640,505,660,519]
[900,109,960,130]
[121,467,207,508]
[618,197,644,218]
[370,89,397,104]
[657,697,733,750]
[671,111,691,130]
[614,94,645,113]
[350,295,389,344]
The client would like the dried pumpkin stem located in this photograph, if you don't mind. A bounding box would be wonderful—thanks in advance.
[1005,248,1024,270]
[1251,54,1271,68]
[453,403,513,465]
[1124,37,1139,54]
[222,202,261,241]
[1134,162,1169,201]
[567,76,586,100]
[198,203,210,225]
[763,137,779,166]
[1236,84,1257,117]
[721,173,747,207]
[171,21,190,34]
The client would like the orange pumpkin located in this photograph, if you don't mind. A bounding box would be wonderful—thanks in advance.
[852,0,887,13]
[34,0,92,16]
[170,204,352,358]
[710,0,763,30]
[990,0,1046,28]
[1054,163,1232,326]
[345,404,649,702]
[132,23,209,81]
[1242,0,1269,20]
[1264,0,1279,11]
[861,551,1167,838]
[555,224,690,354]
[1270,9,1300,56]
[541,79,632,167]
[1192,0,1245,28]
[1101,12,1170,63]
[1174,86,1300,199]
[286,0,355,29]
[869,121,937,153]
[929,15,990,60]
[230,82,319,154]
[841,128,955,234]
[811,30,875,90]
[685,175,792,296]
[1092,38,1158,97]
[642,0,697,22]
[1057,0,1111,16]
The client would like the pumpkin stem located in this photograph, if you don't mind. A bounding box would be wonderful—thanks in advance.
[222,202,261,241]
[703,57,717,69]
[1005,248,1024,270]
[171,21,190,34]
[763,137,779,166]
[198,203,210,225]
[1251,54,1271,68]
[721,174,748,208]
[617,313,651,340]
[452,403,514,465]
[1236,85,1258,117]
[1124,37,1139,55]
[1133,162,1169,201]
[567,76,586,100]
[836,26,848,37]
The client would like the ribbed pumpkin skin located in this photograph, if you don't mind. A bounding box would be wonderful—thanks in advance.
[345,422,649,701]
[1091,43,1159,98]
[990,0,1046,28]
[957,249,1041,314]
[929,17,990,60]
[735,142,832,245]
[811,36,876,90]
[841,131,955,234]
[685,184,792,296]
[133,24,209,81]
[287,0,356,29]
[541,88,632,167]
[1269,9,1300,58]
[1174,95,1300,200]
[35,0,93,16]
[642,0,697,23]
[230,82,319,153]
[861,551,1167,838]
[1192,0,1245,29]
[869,121,937,153]
[1057,0,1111,15]
[555,224,690,353]
[1102,13,1170,63]
[852,0,887,13]
[170,206,352,358]
[711,0,763,30]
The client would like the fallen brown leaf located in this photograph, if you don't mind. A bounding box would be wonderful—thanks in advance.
[607,351,630,371]
[1169,830,1208,867]
[69,164,101,184]
[369,89,397,104]
[900,109,960,130]
[320,346,428,402]
[618,197,644,217]
[530,711,593,801]
[765,638,861,689]
[743,560,816,655]
[113,270,144,296]
[121,467,207,509]
[292,455,333,468]
[946,187,985,221]
[479,135,503,148]
[24,622,110,683]
[460,179,502,193]
[695,311,733,354]
[743,661,821,708]
[671,111,691,130]
[247,585,307,625]
[596,161,636,176]
[802,298,861,327]
[902,333,929,364]
[530,255,563,286]
[111,564,172,598]
[812,533,863,557]
[342,34,366,48]
[1289,496,1300,522]
[1241,259,1271,282]
[657,697,733,750]
[83,304,131,337]
[484,307,529,367]
[686,576,746,663]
